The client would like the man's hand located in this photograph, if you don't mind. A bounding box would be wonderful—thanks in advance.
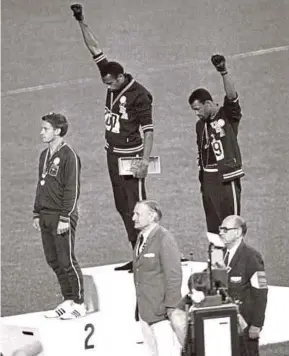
[169,308,187,346]
[71,4,84,21]
[131,158,149,179]
[248,325,261,339]
[57,221,70,235]
[166,307,175,319]
[33,218,40,231]
[211,54,227,74]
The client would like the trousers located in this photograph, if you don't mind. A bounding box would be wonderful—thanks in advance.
[107,151,146,244]
[201,171,241,233]
[39,212,84,303]
[139,317,181,356]
[239,329,260,356]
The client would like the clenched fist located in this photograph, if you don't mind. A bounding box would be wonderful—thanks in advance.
[211,54,227,74]
[71,4,84,21]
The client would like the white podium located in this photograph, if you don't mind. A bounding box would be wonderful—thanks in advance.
[1,261,289,356]
[0,262,206,356]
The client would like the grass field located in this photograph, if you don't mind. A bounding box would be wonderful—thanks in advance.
[1,0,289,354]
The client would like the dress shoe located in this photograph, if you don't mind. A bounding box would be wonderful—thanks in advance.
[114,261,133,271]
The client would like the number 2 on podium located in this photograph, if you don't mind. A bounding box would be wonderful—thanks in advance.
[84,323,95,350]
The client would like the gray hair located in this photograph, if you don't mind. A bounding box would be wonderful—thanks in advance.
[138,200,163,222]
[227,215,247,236]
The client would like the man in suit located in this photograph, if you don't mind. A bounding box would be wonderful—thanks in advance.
[132,200,182,356]
[219,215,268,356]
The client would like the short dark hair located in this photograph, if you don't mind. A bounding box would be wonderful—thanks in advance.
[188,88,213,105]
[42,113,68,137]
[101,61,124,79]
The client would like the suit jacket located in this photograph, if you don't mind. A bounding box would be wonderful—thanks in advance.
[133,225,182,325]
[227,241,268,327]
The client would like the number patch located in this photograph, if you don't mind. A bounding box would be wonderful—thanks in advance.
[105,107,120,133]
[84,323,95,350]
[211,138,224,161]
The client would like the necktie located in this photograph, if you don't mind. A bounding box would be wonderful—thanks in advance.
[224,250,230,266]
[137,234,144,256]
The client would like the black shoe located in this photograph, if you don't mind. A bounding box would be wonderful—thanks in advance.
[114,261,133,271]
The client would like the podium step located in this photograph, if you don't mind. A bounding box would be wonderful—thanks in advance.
[1,262,289,355]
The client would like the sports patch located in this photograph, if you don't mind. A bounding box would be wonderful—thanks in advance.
[250,271,268,289]
[53,157,60,165]
[49,164,59,177]
[120,96,127,104]
[210,119,226,137]
[119,96,128,120]
[230,276,242,283]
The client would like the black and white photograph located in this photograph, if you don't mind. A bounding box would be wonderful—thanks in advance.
[1,0,289,355]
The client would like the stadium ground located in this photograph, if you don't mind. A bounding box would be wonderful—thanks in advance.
[1,0,289,354]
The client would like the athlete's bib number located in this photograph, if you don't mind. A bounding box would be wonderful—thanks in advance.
[211,139,224,161]
[105,108,120,133]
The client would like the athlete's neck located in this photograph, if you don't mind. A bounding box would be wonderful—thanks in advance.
[49,137,64,155]
[209,104,219,121]
[119,74,129,91]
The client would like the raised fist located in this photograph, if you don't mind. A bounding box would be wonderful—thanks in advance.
[211,54,227,73]
[71,4,84,21]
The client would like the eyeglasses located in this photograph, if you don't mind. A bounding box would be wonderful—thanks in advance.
[219,226,239,233]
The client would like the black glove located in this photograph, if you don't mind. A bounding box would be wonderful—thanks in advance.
[211,54,227,74]
[71,4,84,21]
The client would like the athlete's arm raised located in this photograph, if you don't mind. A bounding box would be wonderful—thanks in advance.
[71,4,102,56]
[211,54,237,101]
[71,4,109,75]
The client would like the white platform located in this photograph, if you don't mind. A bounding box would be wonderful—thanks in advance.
[1,262,289,356]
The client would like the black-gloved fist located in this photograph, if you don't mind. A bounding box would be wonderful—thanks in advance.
[71,4,84,21]
[211,54,227,73]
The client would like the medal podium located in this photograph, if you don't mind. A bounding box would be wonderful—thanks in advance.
[1,262,289,356]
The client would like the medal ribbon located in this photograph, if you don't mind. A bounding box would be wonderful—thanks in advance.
[40,141,66,184]
[109,79,135,110]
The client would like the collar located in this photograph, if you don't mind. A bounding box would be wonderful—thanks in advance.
[49,139,65,157]
[227,238,243,264]
[109,74,135,109]
[140,222,158,241]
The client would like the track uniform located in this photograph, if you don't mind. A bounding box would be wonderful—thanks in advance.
[196,95,244,233]
[33,143,84,304]
[93,52,154,245]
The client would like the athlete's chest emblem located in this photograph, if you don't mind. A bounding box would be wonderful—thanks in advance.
[210,119,226,137]
[49,157,60,177]
[119,96,128,120]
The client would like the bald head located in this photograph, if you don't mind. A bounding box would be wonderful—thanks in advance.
[222,215,247,236]
[219,215,247,248]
